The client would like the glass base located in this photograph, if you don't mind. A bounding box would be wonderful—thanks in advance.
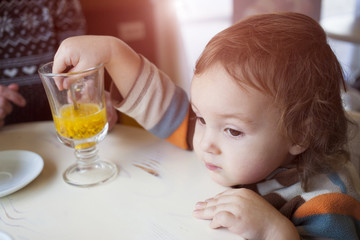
[63,161,117,187]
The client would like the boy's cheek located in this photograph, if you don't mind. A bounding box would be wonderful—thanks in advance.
[192,132,203,158]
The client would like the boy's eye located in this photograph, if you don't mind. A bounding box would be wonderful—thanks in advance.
[225,128,243,137]
[196,116,206,125]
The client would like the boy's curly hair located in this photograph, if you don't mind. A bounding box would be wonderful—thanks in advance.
[194,12,351,190]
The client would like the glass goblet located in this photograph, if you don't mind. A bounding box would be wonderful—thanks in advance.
[38,62,117,187]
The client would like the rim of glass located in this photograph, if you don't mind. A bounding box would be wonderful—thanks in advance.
[38,61,104,77]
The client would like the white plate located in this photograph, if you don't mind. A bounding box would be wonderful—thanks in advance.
[0,230,13,240]
[0,150,44,198]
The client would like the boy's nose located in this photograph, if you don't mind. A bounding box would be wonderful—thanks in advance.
[200,131,221,155]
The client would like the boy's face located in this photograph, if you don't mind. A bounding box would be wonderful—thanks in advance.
[191,63,295,187]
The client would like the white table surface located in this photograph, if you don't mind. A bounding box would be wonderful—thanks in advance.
[0,121,243,240]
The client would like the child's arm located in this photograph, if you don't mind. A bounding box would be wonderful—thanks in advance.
[193,188,300,240]
[109,55,194,150]
[53,36,193,149]
[53,35,141,98]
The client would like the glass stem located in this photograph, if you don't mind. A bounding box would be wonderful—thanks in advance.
[74,146,99,167]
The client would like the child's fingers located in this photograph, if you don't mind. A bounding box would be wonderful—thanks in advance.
[193,205,215,220]
[195,192,245,210]
[53,37,99,74]
[193,202,239,220]
[52,37,80,74]
[210,211,259,239]
[52,38,81,90]
[52,57,70,75]
[209,211,237,229]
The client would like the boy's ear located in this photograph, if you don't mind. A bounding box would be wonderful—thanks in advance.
[289,144,307,156]
[288,117,311,156]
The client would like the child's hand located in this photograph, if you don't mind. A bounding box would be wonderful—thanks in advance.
[53,35,113,90]
[0,84,26,128]
[53,35,113,74]
[193,188,300,240]
[53,35,141,98]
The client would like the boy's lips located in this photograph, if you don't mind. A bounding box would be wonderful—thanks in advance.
[205,162,221,171]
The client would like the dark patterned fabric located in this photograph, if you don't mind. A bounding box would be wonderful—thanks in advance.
[0,0,86,125]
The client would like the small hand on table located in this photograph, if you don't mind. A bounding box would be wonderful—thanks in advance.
[193,188,300,240]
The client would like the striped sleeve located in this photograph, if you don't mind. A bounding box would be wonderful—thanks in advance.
[110,55,193,150]
[291,163,360,239]
[244,163,360,239]
[292,193,360,239]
